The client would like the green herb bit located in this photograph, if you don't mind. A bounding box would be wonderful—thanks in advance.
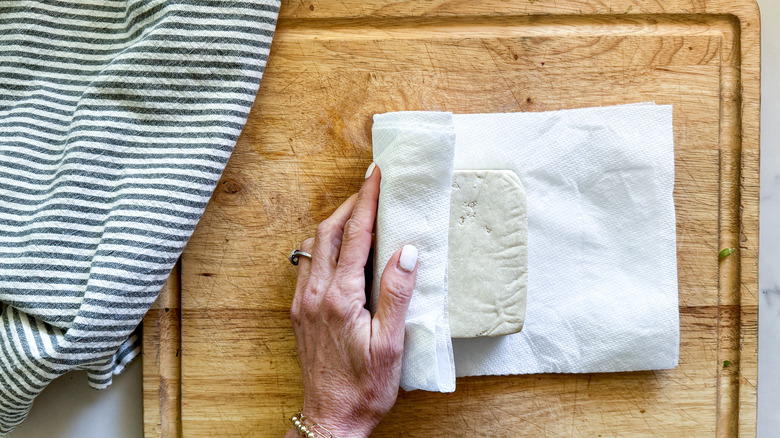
[723,360,731,367]
[719,248,735,258]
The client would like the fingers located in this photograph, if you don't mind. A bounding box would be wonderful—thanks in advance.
[373,245,418,344]
[295,238,315,290]
[294,163,382,328]
[295,193,357,326]
[291,237,314,328]
[335,163,381,283]
[308,193,358,291]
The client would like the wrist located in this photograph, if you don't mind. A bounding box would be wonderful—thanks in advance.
[310,416,373,438]
[290,408,376,438]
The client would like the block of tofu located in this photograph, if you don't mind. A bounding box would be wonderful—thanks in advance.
[448,169,528,338]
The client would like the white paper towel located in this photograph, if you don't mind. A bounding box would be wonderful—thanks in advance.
[371,112,457,392]
[371,104,679,392]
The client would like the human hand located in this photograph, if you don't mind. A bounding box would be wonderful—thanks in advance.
[287,163,418,438]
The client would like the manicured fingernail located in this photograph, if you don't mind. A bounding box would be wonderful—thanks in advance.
[365,162,377,179]
[399,245,418,272]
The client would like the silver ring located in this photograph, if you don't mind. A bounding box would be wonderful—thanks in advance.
[288,249,312,266]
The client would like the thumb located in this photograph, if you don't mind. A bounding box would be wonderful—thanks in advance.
[374,245,418,341]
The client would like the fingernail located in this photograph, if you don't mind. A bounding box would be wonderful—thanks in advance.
[398,245,418,272]
[365,162,377,179]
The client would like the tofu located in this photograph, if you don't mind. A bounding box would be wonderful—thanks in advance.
[448,170,528,338]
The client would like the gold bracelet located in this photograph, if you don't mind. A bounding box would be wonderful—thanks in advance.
[290,410,340,438]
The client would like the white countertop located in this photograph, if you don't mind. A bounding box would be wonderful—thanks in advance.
[8,361,142,437]
[756,0,780,434]
[7,1,778,436]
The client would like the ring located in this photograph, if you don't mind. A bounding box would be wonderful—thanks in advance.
[288,249,312,266]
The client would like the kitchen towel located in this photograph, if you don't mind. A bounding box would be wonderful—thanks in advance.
[371,104,679,392]
[0,0,281,433]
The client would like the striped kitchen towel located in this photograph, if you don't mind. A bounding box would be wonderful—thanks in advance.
[0,0,281,433]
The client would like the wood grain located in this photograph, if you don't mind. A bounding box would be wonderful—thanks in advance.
[143,262,181,438]
[143,0,761,436]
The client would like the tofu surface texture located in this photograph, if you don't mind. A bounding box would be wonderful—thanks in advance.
[448,169,528,338]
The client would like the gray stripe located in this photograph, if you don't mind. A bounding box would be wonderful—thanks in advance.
[87,274,170,287]
[1,144,234,164]
[1,276,87,286]
[78,311,148,321]
[9,0,278,16]
[93,250,180,265]
[10,301,82,310]
[0,289,90,298]
[91,262,174,276]
[1,49,268,69]
[69,322,143,332]
[0,167,219,186]
[3,135,236,153]
[0,190,210,210]
[0,201,209,221]
[0,153,227,172]
[0,238,184,254]
[1,114,245,132]
[0,37,270,57]
[70,335,134,343]
[1,61,263,83]
[0,3,168,26]
[0,264,89,274]
[0,214,199,232]
[22,0,127,13]
[1,25,272,50]
[2,178,213,198]
[1,113,247,130]
[86,375,112,385]
[2,226,193,244]
[83,299,159,309]
[0,9,277,32]
[58,346,123,354]
[1,71,260,93]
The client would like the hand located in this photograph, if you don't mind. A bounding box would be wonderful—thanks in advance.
[288,163,418,438]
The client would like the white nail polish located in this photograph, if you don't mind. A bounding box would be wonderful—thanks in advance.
[365,162,377,179]
[399,245,418,272]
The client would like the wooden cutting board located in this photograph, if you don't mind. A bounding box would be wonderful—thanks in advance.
[142,0,760,436]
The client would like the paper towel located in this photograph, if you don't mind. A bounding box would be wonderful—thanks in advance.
[371,112,457,392]
[371,104,679,391]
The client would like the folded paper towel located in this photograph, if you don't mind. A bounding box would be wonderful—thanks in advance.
[371,112,457,392]
[371,104,678,393]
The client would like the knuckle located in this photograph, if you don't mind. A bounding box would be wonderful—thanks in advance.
[299,286,322,320]
[315,220,336,240]
[376,336,404,364]
[322,293,358,322]
[322,294,348,319]
[342,217,364,241]
[336,274,366,294]
[290,303,302,326]
[290,293,306,326]
[344,217,362,234]
[386,341,404,362]
[382,276,413,302]
[301,296,319,321]
[300,237,315,252]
